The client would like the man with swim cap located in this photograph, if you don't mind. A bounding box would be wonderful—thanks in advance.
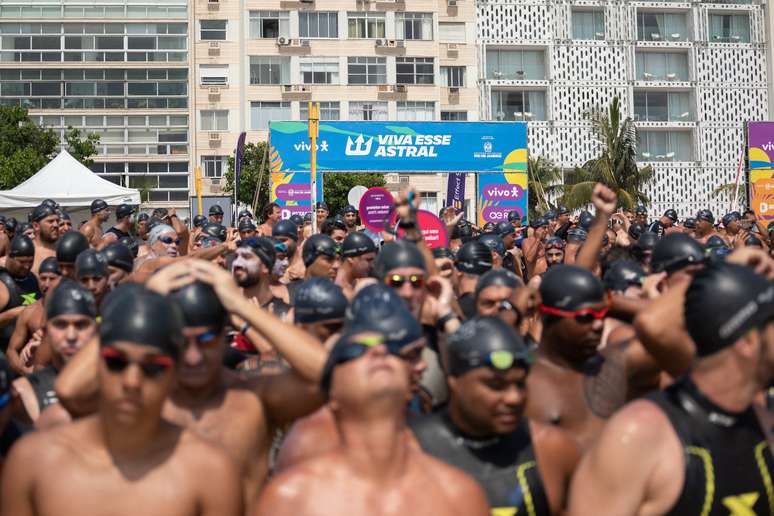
[0,236,41,351]
[79,198,110,248]
[527,265,626,450]
[255,330,490,516]
[649,232,705,287]
[341,204,360,233]
[294,277,347,343]
[238,218,258,241]
[475,268,523,327]
[257,202,280,237]
[454,240,494,319]
[55,230,89,279]
[571,262,774,515]
[336,231,376,299]
[320,216,347,244]
[375,240,429,320]
[100,203,135,248]
[291,234,341,304]
[12,280,96,424]
[693,208,723,244]
[208,203,224,224]
[314,201,329,231]
[647,208,678,238]
[7,257,60,375]
[411,317,579,514]
[75,249,110,307]
[3,285,243,516]
[101,242,134,289]
[29,203,59,276]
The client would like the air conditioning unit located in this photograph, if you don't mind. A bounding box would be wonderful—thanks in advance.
[299,0,314,3]
[447,43,459,50]
[207,41,220,56]
[277,37,291,46]
[449,87,460,94]
[395,84,407,93]
[211,177,221,185]
[375,39,386,47]
[209,133,221,141]
[282,84,310,93]
[208,41,220,48]
[300,39,311,47]
[208,86,220,100]
[396,40,405,48]
[377,84,394,93]
[448,0,458,6]
[207,0,219,10]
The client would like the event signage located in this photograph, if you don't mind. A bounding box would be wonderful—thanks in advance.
[359,187,394,232]
[446,173,466,213]
[391,210,449,249]
[748,122,774,220]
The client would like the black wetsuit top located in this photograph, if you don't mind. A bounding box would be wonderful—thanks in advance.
[27,365,59,413]
[410,409,551,515]
[458,292,477,320]
[105,227,130,240]
[647,220,666,238]
[0,270,40,352]
[287,279,302,305]
[647,376,774,516]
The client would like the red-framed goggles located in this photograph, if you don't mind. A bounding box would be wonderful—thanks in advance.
[538,304,609,324]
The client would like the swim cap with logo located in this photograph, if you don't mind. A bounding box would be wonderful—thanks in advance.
[90,199,108,214]
[39,256,61,276]
[374,240,425,279]
[102,243,134,273]
[455,241,493,275]
[239,237,276,270]
[477,234,505,256]
[272,219,299,241]
[201,222,227,242]
[30,204,56,223]
[238,218,256,231]
[603,260,645,292]
[342,231,376,258]
[302,234,339,268]
[115,204,135,220]
[46,279,97,320]
[447,317,530,376]
[209,204,224,216]
[294,278,348,324]
[75,249,108,279]
[193,215,207,228]
[540,265,604,312]
[650,233,705,274]
[578,211,594,231]
[496,221,515,237]
[168,280,227,332]
[475,269,521,299]
[9,236,34,258]
[432,247,455,260]
[56,231,89,263]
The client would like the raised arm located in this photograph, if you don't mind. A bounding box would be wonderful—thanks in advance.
[576,184,616,271]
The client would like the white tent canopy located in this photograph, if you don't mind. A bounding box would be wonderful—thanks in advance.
[0,150,140,209]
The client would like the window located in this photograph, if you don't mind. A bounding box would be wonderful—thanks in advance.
[638,130,692,161]
[635,52,689,81]
[637,12,688,42]
[486,49,545,80]
[438,22,466,43]
[396,13,433,40]
[419,192,438,214]
[249,11,290,39]
[250,56,290,85]
[202,155,227,178]
[250,101,290,130]
[347,57,386,85]
[441,66,465,87]
[200,64,228,86]
[708,13,750,43]
[347,12,385,39]
[300,101,340,120]
[200,20,226,41]
[572,10,605,40]
[441,111,467,121]
[399,175,410,183]
[397,101,435,121]
[299,58,339,84]
[634,91,691,122]
[299,12,338,38]
[396,57,434,85]
[200,110,228,131]
[349,101,388,121]
[491,90,546,121]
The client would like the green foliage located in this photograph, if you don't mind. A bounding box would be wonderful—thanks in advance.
[562,96,654,211]
[323,173,386,216]
[225,141,271,209]
[527,156,564,220]
[64,126,100,167]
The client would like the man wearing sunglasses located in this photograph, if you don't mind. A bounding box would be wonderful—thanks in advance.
[255,330,489,516]
[337,231,377,300]
[411,317,579,515]
[4,285,243,516]
[527,265,626,451]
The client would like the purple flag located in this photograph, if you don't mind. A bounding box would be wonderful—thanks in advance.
[446,173,466,213]
[233,131,247,226]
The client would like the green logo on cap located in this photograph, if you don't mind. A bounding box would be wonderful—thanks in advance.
[490,351,515,370]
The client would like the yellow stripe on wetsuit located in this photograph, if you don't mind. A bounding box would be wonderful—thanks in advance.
[491,460,537,516]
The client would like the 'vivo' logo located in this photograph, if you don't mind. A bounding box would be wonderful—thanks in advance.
[346,135,373,156]
[762,142,774,151]
[483,184,524,202]
[293,141,329,152]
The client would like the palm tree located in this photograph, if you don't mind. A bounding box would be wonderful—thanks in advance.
[527,156,563,219]
[562,96,654,210]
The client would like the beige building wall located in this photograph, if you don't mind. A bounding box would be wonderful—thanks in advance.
[192,0,479,211]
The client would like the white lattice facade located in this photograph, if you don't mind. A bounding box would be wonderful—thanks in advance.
[477,0,770,217]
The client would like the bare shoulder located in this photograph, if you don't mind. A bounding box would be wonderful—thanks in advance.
[416,451,489,510]
[530,419,578,454]
[7,417,90,467]
[176,427,240,473]
[275,407,338,472]
[258,453,341,506]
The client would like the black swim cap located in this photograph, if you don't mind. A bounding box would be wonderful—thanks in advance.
[346,285,423,347]
[567,228,588,242]
[447,317,530,376]
[507,211,521,222]
[496,221,515,237]
[39,256,61,276]
[540,265,604,312]
[193,215,207,228]
[477,233,505,256]
[373,240,425,279]
[530,217,547,229]
[746,235,763,248]
[238,218,256,231]
[544,209,557,221]
[342,231,376,258]
[209,204,224,216]
[56,231,89,264]
[294,278,348,324]
[706,235,727,249]
[650,233,705,274]
[100,286,184,357]
[57,210,70,221]
[302,234,339,268]
[316,201,329,211]
[578,211,594,231]
[455,240,493,275]
[239,236,276,270]
[272,219,298,241]
[685,262,774,357]
[452,219,473,241]
[90,199,108,214]
[9,235,34,258]
[696,209,714,224]
[118,236,139,258]
[602,260,644,292]
[290,214,304,227]
[168,280,228,332]
[557,205,570,216]
[628,223,644,241]
[41,198,58,210]
[635,205,647,215]
[17,223,32,235]
[137,213,150,223]
[46,279,97,320]
[684,218,697,230]
[30,204,56,223]
[482,222,496,234]
[635,231,659,251]
[475,269,521,299]
[238,209,253,219]
[102,243,134,273]
[432,247,454,260]
[342,205,357,215]
[75,249,108,279]
[4,217,16,232]
[320,331,387,395]
[201,222,227,242]
[664,209,678,222]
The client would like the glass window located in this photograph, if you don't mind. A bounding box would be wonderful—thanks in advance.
[349,101,388,121]
[633,91,691,122]
[299,12,338,38]
[486,49,545,80]
[200,64,229,86]
[441,66,465,87]
[202,155,227,178]
[441,111,467,121]
[249,56,290,85]
[299,58,339,84]
[572,10,605,40]
[200,20,226,41]
[200,109,228,131]
[635,51,689,81]
[638,130,692,161]
[396,101,435,121]
[419,192,438,214]
[250,101,291,130]
[249,11,290,39]
[396,57,434,85]
[636,12,688,42]
[491,90,546,121]
[300,101,340,120]
[347,12,385,39]
[438,22,466,43]
[347,57,386,85]
[396,13,433,41]
[708,13,750,43]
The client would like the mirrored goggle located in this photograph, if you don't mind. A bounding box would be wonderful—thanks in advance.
[100,347,174,378]
[538,304,608,324]
[386,274,425,289]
